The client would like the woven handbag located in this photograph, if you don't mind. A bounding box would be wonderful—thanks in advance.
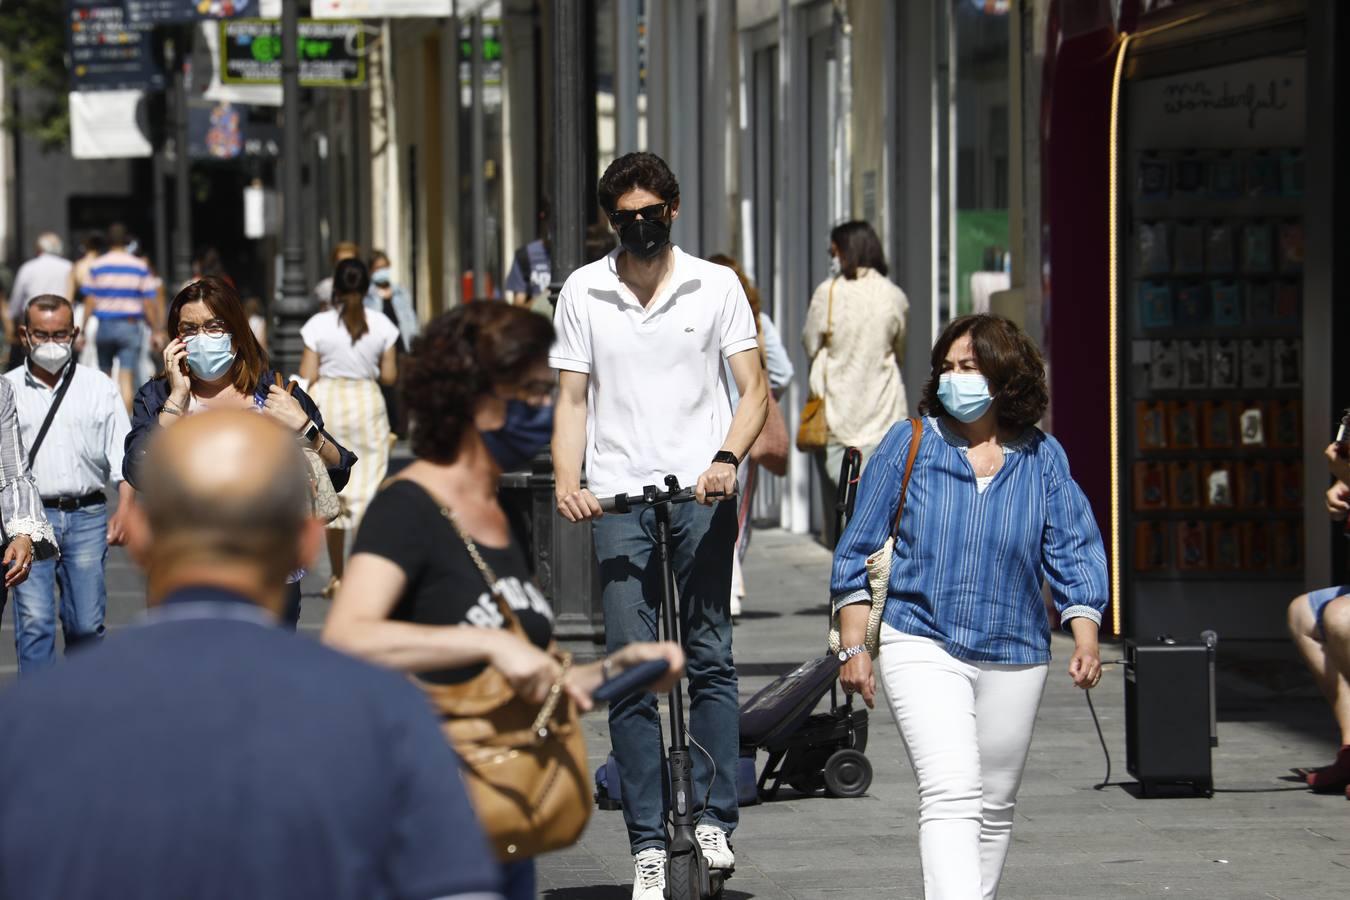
[828,418,923,658]
[418,507,591,862]
[796,278,838,452]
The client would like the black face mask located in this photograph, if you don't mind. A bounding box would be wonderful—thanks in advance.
[617,217,671,260]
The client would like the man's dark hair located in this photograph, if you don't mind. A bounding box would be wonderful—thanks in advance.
[597,152,680,214]
[25,294,73,328]
[106,223,128,248]
[920,314,1048,429]
[830,221,888,280]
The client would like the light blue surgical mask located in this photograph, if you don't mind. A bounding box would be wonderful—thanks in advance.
[186,332,237,382]
[937,372,994,423]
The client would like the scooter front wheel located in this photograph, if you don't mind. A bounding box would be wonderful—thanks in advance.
[666,850,704,900]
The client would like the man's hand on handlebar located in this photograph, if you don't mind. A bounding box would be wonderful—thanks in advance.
[557,485,604,522]
[695,461,738,505]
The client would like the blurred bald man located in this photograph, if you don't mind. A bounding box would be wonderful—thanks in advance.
[0,411,503,900]
[8,232,72,364]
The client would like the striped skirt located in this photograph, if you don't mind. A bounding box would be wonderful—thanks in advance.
[307,376,390,532]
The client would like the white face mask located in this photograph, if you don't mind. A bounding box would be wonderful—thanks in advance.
[829,255,842,278]
[30,341,73,375]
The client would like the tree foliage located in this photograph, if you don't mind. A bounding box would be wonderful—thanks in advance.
[0,0,72,147]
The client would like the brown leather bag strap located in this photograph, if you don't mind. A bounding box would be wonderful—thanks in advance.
[890,418,924,540]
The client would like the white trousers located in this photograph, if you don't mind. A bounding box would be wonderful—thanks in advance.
[877,627,1048,900]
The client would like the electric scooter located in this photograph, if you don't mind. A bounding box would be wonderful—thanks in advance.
[599,475,735,900]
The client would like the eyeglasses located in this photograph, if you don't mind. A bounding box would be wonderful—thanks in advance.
[501,379,559,406]
[608,202,668,228]
[28,330,73,344]
[178,319,229,339]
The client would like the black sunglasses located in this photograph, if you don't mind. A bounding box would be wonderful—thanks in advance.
[608,202,668,228]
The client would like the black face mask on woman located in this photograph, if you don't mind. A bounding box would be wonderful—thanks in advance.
[482,400,555,473]
[617,217,671,260]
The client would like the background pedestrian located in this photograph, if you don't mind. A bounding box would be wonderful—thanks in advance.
[300,258,398,599]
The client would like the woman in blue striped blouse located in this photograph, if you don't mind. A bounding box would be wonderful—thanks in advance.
[833,314,1108,900]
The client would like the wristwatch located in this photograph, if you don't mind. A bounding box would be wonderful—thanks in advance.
[711,450,739,467]
[299,421,320,443]
[837,644,867,662]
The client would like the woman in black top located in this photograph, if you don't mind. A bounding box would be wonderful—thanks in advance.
[322,302,683,900]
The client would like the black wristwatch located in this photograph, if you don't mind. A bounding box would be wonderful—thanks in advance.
[711,450,739,467]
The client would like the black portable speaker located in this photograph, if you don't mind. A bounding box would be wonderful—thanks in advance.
[1124,637,1216,796]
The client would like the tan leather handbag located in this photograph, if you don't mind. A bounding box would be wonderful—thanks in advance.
[796,277,837,452]
[419,508,591,862]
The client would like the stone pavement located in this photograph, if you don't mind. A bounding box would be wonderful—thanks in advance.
[3,518,1348,898]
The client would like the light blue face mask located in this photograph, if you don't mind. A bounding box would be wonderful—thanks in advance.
[186,333,237,382]
[937,372,994,423]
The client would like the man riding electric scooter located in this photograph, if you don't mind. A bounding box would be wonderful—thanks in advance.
[552,151,769,900]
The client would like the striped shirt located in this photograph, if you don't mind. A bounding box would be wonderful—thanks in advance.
[5,362,130,497]
[83,250,156,320]
[831,416,1108,665]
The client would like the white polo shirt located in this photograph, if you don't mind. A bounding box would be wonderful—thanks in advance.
[550,246,759,497]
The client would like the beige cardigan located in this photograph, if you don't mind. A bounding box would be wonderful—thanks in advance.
[801,269,909,449]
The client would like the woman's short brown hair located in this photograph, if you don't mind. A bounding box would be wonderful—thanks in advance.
[919,314,1048,429]
[402,302,555,463]
[166,277,268,395]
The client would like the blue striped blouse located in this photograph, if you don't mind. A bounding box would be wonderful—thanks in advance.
[831,416,1109,665]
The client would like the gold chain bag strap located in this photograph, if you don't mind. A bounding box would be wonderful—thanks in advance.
[417,508,590,862]
[796,276,837,452]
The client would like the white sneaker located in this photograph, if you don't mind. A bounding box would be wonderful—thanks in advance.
[695,824,735,870]
[730,593,743,619]
[631,847,667,900]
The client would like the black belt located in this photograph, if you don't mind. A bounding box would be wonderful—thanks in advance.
[42,491,106,512]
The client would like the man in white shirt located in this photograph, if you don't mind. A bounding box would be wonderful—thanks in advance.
[551,152,768,900]
[3,294,132,674]
[8,234,73,320]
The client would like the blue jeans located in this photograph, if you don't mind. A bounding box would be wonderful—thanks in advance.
[498,859,534,900]
[7,505,108,674]
[94,316,144,374]
[593,500,740,853]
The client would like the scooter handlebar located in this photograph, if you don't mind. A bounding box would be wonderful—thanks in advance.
[598,482,740,514]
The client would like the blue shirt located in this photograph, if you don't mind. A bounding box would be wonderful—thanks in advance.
[0,587,501,900]
[831,417,1108,664]
[504,239,552,298]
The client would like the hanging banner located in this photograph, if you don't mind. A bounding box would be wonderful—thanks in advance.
[67,1,165,92]
[311,0,451,17]
[187,101,282,160]
[220,19,367,87]
[124,0,259,26]
[69,90,154,159]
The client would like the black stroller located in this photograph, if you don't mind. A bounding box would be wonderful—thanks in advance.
[737,447,873,800]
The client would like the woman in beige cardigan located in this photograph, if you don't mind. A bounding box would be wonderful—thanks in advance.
[802,220,910,493]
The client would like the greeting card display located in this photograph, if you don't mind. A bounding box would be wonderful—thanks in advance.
[1210,281,1242,326]
[1240,340,1271,389]
[1244,521,1272,570]
[1168,461,1202,509]
[1138,282,1173,329]
[1246,281,1275,326]
[1176,521,1209,570]
[1205,224,1235,274]
[1278,222,1304,274]
[1273,522,1302,571]
[1279,149,1304,197]
[1168,401,1200,449]
[1180,340,1209,389]
[1174,156,1207,194]
[1135,521,1169,571]
[1203,463,1234,508]
[1211,521,1243,570]
[1137,222,1172,276]
[1137,155,1170,201]
[1149,340,1181,390]
[1210,340,1239,389]
[1173,223,1205,275]
[1246,154,1281,197]
[1242,223,1274,274]
[1238,405,1265,447]
[1174,283,1210,327]
[1136,401,1168,451]
[1274,461,1302,509]
[1210,155,1241,198]
[1133,461,1168,511]
[1201,400,1234,448]
[1268,399,1301,448]
[1273,282,1301,325]
[1272,339,1301,388]
[1238,461,1270,508]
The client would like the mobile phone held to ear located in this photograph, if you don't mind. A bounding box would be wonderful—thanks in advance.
[592,658,672,705]
[1336,409,1350,458]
